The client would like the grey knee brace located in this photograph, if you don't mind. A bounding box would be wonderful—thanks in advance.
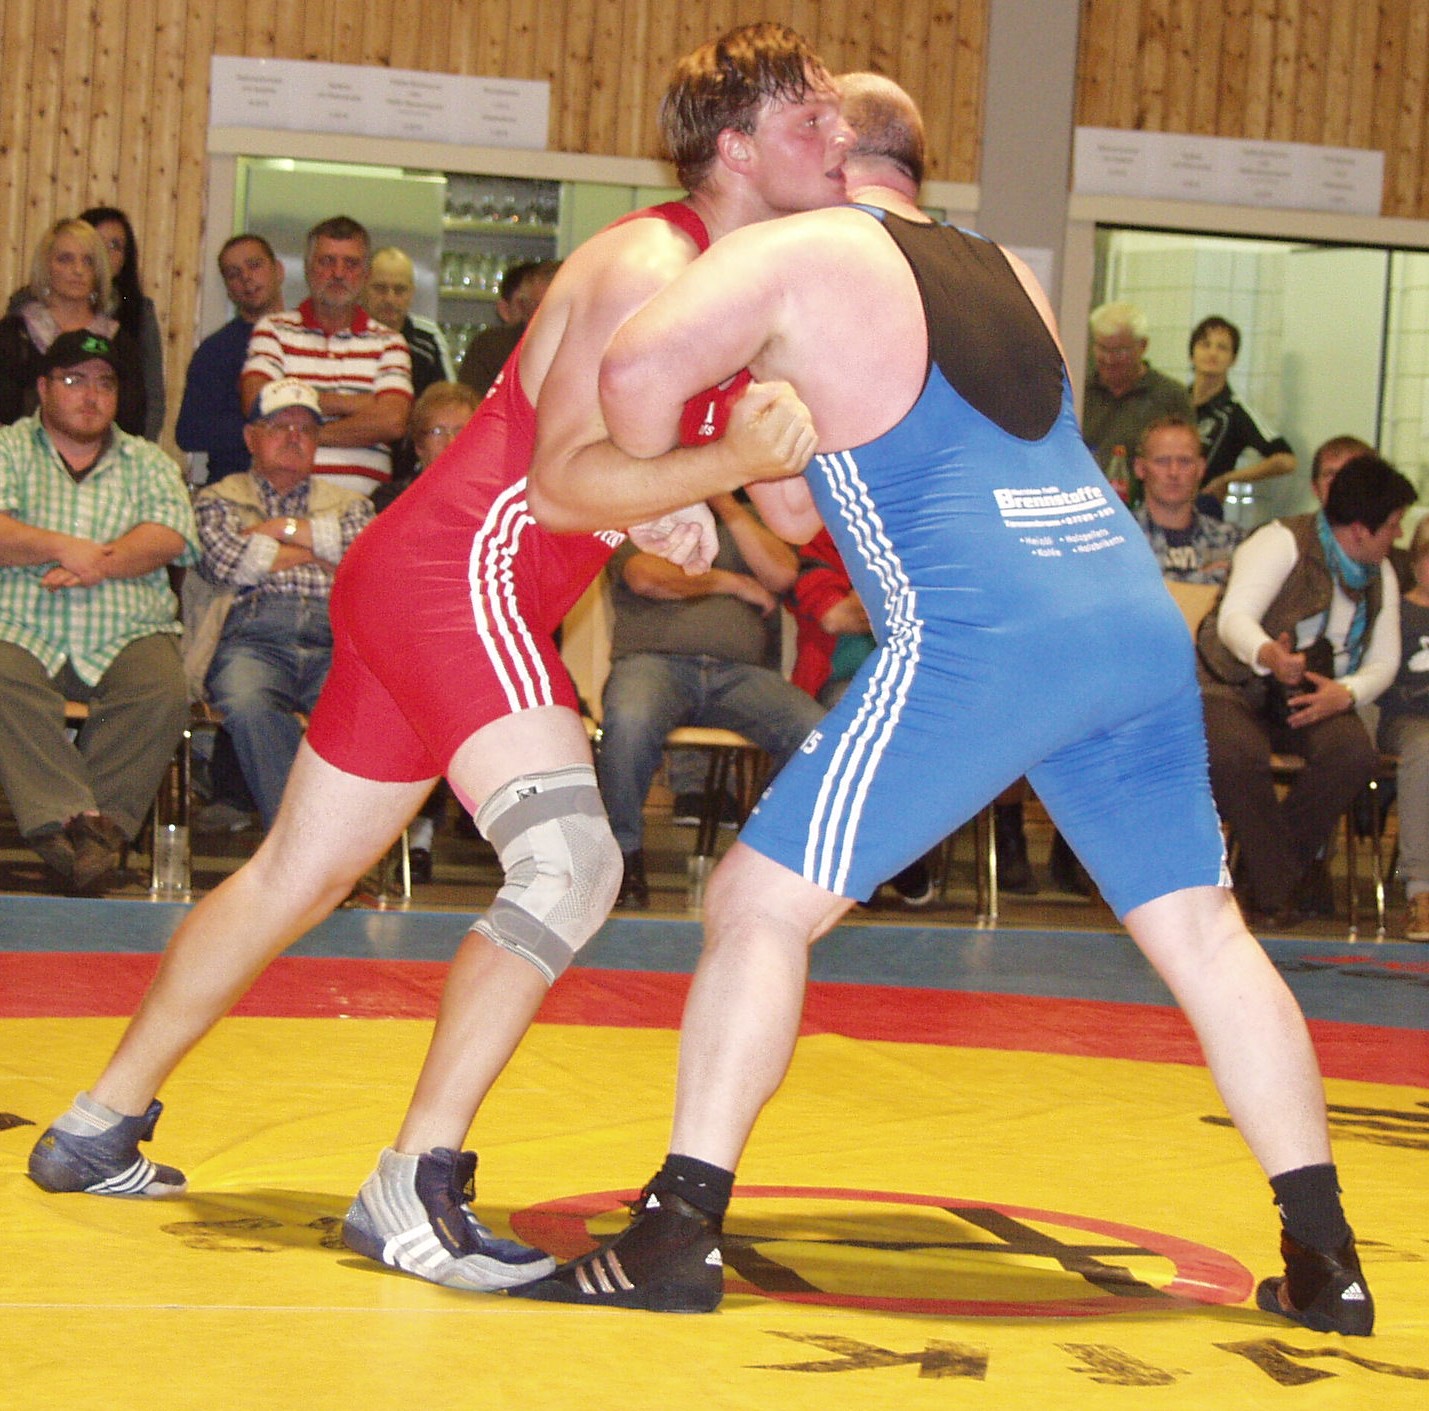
[469,764,621,983]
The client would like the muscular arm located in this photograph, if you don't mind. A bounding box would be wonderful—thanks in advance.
[525,221,813,535]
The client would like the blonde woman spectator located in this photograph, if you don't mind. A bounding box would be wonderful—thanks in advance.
[0,218,146,434]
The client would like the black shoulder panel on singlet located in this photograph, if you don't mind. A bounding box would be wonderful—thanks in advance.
[876,211,1066,442]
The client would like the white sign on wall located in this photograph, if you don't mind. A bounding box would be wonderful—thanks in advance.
[1073,127,1383,216]
[210,57,549,149]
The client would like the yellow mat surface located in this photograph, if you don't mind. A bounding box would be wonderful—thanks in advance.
[4,1016,1426,1410]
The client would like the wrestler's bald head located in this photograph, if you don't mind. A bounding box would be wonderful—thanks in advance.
[837,72,925,189]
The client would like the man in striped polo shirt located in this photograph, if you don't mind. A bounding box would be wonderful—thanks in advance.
[0,330,198,893]
[241,216,412,498]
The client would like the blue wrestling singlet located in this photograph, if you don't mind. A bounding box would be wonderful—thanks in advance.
[740,211,1228,916]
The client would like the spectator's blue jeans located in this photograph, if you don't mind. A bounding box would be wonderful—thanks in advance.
[597,652,823,853]
[205,595,333,829]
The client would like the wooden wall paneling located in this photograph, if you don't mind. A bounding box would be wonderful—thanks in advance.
[1365,4,1402,208]
[1184,0,1225,134]
[87,1,129,206]
[1136,0,1171,132]
[610,0,648,155]
[919,5,960,184]
[950,0,987,183]
[0,0,40,300]
[271,3,306,60]
[300,0,339,68]
[22,0,64,258]
[359,0,397,70]
[1212,0,1250,137]
[1265,0,1303,143]
[556,0,598,153]
[640,1,685,166]
[166,0,218,407]
[1242,0,1279,137]
[893,0,932,118]
[1343,2,1382,153]
[1392,4,1429,217]
[1291,0,1328,146]
[586,0,632,155]
[242,0,279,56]
[54,0,99,223]
[1158,0,1197,135]
[442,0,479,76]
[1106,0,1147,130]
[474,0,511,80]
[1320,0,1356,147]
[1074,0,1113,131]
[112,0,157,234]
[330,0,362,65]
[503,0,540,80]
[140,0,191,433]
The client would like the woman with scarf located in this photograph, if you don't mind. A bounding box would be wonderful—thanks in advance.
[1196,453,1416,924]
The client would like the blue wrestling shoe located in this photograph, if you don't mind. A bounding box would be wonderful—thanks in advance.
[342,1147,555,1291]
[28,1097,187,1197]
[1256,1230,1374,1336]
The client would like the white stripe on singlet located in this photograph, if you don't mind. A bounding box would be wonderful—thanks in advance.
[468,479,555,712]
[804,452,923,893]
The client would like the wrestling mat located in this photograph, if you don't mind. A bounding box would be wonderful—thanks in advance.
[2,898,1426,1410]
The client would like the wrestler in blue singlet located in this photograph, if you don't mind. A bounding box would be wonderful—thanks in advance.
[740,210,1228,917]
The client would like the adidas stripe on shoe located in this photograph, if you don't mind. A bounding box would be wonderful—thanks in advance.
[342,1146,554,1291]
[510,1187,724,1312]
[28,1097,187,1198]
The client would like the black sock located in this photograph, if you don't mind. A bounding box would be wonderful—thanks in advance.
[1270,1163,1352,1254]
[651,1153,734,1220]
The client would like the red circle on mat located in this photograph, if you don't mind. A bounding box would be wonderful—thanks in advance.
[511,1185,1254,1318]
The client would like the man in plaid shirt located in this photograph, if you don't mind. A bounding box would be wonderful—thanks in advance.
[0,330,198,892]
[192,378,373,829]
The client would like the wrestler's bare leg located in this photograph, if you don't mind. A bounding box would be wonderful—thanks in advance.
[667,842,851,1169]
[1123,884,1332,1176]
[89,741,435,1117]
[393,705,598,1153]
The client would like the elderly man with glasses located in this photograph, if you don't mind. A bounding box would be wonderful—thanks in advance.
[190,377,374,830]
[0,329,198,892]
[1082,300,1193,481]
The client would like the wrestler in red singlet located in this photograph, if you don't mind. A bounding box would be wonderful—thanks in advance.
[307,203,746,784]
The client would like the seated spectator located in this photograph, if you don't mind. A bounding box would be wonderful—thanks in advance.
[241,215,412,498]
[788,525,934,904]
[388,380,481,879]
[598,492,822,909]
[1188,314,1295,507]
[0,219,146,435]
[457,259,560,397]
[175,233,285,484]
[190,379,374,830]
[1310,434,1373,505]
[1376,516,1429,940]
[1081,300,1193,487]
[365,247,457,504]
[0,330,197,892]
[1133,414,1242,583]
[79,206,166,440]
[1198,454,1416,923]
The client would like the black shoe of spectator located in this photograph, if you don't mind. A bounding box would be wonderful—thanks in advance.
[993,804,1037,895]
[27,825,76,890]
[616,850,649,910]
[889,857,935,907]
[1048,830,1093,897]
[67,812,126,894]
[671,792,740,829]
[1295,859,1336,918]
[409,847,433,885]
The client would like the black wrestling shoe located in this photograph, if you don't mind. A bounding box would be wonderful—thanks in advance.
[509,1187,723,1311]
[1255,1230,1374,1336]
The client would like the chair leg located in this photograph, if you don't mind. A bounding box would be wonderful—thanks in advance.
[973,802,998,927]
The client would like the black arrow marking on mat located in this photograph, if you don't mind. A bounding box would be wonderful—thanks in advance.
[752,1332,989,1380]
